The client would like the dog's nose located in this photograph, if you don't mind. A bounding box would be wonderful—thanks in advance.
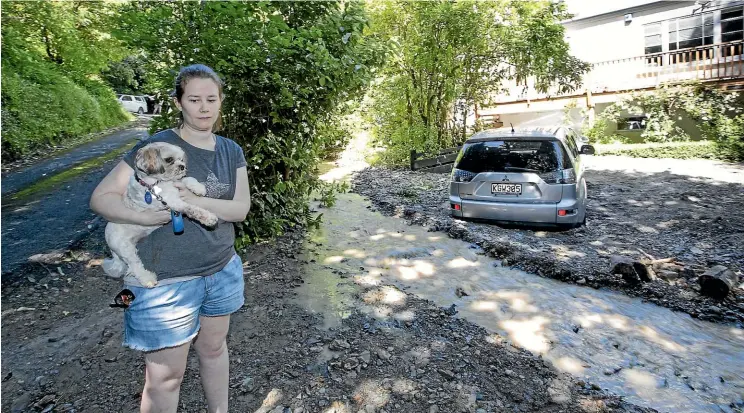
[179,165,185,171]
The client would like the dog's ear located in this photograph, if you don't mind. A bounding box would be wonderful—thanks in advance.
[136,146,166,175]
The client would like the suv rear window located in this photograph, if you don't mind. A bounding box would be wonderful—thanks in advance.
[454,140,572,174]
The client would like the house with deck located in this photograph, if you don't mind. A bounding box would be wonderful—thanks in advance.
[478,0,744,138]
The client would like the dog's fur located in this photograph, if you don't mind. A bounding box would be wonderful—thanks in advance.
[102,142,218,287]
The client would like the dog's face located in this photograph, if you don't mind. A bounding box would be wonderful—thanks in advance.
[134,142,187,181]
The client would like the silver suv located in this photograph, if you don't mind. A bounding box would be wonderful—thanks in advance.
[449,126,595,228]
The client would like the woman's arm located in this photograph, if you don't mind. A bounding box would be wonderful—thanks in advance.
[176,166,250,223]
[90,161,172,226]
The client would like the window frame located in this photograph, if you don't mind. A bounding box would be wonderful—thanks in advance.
[644,22,663,55]
[721,6,744,43]
[667,11,714,52]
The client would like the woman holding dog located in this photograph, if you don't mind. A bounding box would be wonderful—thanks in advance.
[90,64,250,413]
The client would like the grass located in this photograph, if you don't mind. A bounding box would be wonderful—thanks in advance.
[8,141,137,202]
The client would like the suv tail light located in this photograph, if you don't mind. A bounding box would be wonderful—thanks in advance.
[452,168,476,182]
[539,168,576,184]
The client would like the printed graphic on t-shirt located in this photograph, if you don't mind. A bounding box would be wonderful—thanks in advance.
[205,170,229,198]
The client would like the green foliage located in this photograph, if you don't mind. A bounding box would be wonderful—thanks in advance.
[366,0,590,166]
[316,181,350,208]
[1,1,126,80]
[1,1,130,161]
[580,118,632,144]
[595,82,743,159]
[118,1,384,243]
[713,114,744,161]
[103,55,157,94]
[596,141,721,160]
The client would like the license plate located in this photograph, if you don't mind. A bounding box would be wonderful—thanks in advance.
[491,183,522,195]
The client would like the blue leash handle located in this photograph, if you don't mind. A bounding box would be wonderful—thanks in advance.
[171,210,184,234]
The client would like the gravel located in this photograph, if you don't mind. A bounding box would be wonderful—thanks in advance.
[351,157,744,326]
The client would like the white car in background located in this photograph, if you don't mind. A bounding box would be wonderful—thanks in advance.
[117,94,147,114]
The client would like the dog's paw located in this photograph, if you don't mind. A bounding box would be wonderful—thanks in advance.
[102,258,126,278]
[191,184,207,197]
[136,269,159,288]
[182,177,207,196]
[143,280,159,288]
[203,212,219,227]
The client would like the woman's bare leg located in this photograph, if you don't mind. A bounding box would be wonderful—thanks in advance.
[141,342,190,413]
[193,315,231,413]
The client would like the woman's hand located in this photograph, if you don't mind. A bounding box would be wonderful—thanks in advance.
[140,210,173,226]
[171,166,250,222]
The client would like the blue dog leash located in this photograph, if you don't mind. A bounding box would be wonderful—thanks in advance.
[134,172,184,235]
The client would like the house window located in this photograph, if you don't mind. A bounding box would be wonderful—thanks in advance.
[721,7,743,43]
[644,23,662,55]
[668,12,714,52]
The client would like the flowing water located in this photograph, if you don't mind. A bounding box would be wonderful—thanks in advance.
[297,191,744,413]
[296,130,744,412]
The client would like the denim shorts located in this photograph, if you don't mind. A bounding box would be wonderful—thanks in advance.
[123,254,245,352]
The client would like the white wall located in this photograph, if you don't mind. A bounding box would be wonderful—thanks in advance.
[563,0,665,21]
[499,111,565,128]
[563,2,702,62]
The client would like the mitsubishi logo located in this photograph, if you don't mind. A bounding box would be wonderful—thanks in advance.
[502,175,509,182]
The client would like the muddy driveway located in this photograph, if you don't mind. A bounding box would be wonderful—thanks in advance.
[353,156,744,325]
[0,219,651,413]
[302,191,744,412]
[1,133,741,412]
[2,135,656,413]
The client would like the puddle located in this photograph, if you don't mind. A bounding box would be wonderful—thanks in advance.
[297,191,744,413]
[297,236,358,330]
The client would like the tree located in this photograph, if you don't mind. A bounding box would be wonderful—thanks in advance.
[116,1,385,243]
[366,0,590,165]
[1,1,126,80]
[103,55,154,95]
[1,1,129,160]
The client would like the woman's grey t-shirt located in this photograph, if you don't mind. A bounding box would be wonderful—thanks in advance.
[122,129,247,281]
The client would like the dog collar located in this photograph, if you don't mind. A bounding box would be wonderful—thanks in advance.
[134,171,166,206]
[134,171,159,191]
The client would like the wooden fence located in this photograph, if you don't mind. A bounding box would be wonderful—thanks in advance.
[410,146,462,173]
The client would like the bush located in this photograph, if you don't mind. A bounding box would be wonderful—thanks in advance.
[1,59,130,161]
[596,141,722,160]
[592,82,744,160]
[714,114,744,161]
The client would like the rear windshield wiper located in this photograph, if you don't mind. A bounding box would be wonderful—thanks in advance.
[501,166,539,173]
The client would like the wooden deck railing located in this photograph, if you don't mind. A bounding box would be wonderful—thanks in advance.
[494,41,744,104]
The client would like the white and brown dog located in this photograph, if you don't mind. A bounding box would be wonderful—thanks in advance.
[102,142,218,287]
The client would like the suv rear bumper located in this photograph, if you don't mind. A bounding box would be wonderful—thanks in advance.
[449,195,581,225]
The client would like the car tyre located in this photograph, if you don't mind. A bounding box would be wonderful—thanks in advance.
[138,107,145,114]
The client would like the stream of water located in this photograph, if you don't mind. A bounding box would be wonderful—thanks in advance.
[297,190,744,413]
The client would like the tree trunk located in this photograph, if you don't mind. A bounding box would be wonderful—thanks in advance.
[405,88,413,127]
[461,99,469,142]
[698,265,737,299]
[41,25,61,64]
